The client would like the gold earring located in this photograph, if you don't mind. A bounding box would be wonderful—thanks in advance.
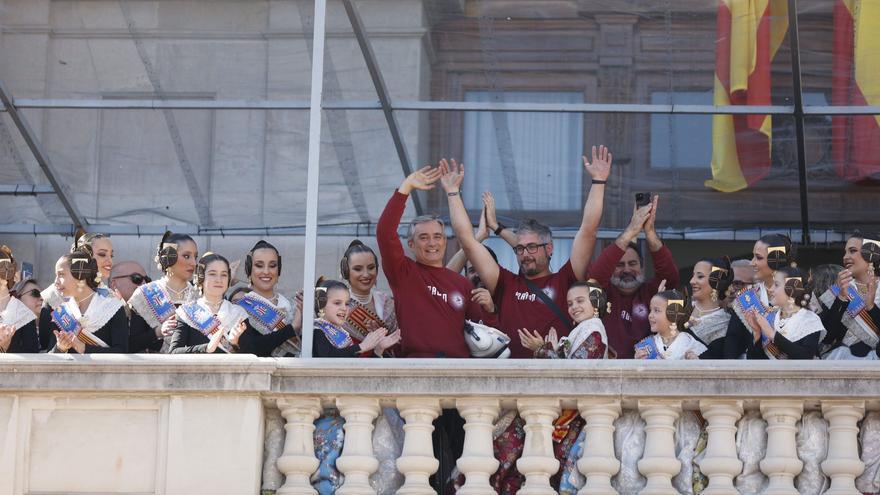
[670,322,677,332]
[94,272,102,284]
[76,279,85,293]
[710,289,718,302]
[318,308,325,319]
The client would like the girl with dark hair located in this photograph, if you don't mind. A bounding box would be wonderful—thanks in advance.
[819,232,880,360]
[635,289,706,359]
[128,231,198,353]
[41,231,114,309]
[169,252,249,354]
[312,278,389,358]
[687,256,733,358]
[745,266,823,359]
[235,240,301,357]
[0,246,39,353]
[42,250,128,353]
[339,240,400,354]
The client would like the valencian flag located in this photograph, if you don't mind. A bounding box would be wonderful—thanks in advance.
[706,0,788,192]
[832,0,880,181]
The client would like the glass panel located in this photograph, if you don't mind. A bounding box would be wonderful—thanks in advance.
[323,0,794,106]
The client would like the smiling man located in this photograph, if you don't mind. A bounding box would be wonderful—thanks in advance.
[376,166,488,358]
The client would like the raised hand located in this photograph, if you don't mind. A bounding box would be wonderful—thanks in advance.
[836,269,853,301]
[482,191,499,231]
[438,158,465,193]
[470,288,495,314]
[400,165,442,195]
[475,204,489,242]
[582,145,612,182]
[644,194,660,234]
[517,328,545,352]
[657,279,667,293]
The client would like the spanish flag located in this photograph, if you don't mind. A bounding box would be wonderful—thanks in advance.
[832,0,880,182]
[706,0,788,192]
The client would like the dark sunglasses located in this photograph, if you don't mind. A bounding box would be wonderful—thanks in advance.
[112,273,151,285]
[15,288,42,299]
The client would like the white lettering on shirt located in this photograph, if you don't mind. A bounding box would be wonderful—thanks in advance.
[620,309,632,322]
[427,285,448,302]
[515,291,537,302]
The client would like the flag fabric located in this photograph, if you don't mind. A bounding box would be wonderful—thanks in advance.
[832,0,880,182]
[706,0,788,192]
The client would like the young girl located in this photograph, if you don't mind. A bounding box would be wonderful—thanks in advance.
[128,231,199,353]
[312,279,396,358]
[536,280,610,359]
[169,252,248,354]
[746,267,823,360]
[688,256,733,359]
[635,289,706,360]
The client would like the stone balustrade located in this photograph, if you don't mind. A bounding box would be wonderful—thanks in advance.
[1,355,879,494]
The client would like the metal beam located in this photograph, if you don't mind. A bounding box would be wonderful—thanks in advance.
[787,0,811,244]
[341,0,423,215]
[0,184,56,195]
[0,80,87,230]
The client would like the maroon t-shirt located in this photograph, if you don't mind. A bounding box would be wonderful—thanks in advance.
[494,261,578,358]
[587,243,680,358]
[377,191,485,358]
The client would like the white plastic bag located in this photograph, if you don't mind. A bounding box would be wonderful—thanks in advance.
[612,410,646,495]
[735,410,768,495]
[795,411,829,495]
[857,411,880,493]
[673,411,703,495]
[370,407,405,495]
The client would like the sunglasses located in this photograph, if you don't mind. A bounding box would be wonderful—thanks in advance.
[112,273,151,285]
[15,288,42,299]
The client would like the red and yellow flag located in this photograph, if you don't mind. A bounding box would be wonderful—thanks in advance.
[706,0,788,192]
[832,0,880,181]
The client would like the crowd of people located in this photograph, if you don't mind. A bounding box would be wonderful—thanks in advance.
[2,146,879,493]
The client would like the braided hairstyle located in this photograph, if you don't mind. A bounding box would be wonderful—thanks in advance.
[0,245,17,288]
[71,231,109,256]
[776,266,813,308]
[759,233,795,271]
[569,280,611,318]
[339,240,378,282]
[698,255,734,299]
[656,289,692,331]
[61,249,100,291]
[194,252,230,292]
[853,231,880,273]
[156,231,196,272]
[315,278,348,317]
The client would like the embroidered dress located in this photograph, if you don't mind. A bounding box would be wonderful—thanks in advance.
[128,277,196,353]
[47,291,127,353]
[688,306,731,358]
[237,291,300,357]
[0,297,39,352]
[820,283,880,360]
[170,298,248,354]
[755,308,824,360]
[635,332,708,360]
[345,290,397,344]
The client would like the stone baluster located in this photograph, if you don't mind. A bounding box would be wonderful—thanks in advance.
[396,398,441,495]
[336,397,380,495]
[276,397,322,495]
[759,400,803,495]
[821,401,865,495]
[517,398,561,495]
[637,400,682,495]
[455,398,500,495]
[575,399,621,495]
[698,400,744,495]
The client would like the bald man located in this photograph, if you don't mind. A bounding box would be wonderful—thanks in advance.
[109,261,149,301]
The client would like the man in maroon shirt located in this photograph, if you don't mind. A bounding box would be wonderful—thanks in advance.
[588,196,680,358]
[377,166,491,358]
[439,146,613,358]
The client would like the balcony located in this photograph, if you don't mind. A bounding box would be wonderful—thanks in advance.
[0,355,878,494]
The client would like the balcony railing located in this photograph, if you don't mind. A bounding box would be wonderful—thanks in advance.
[0,355,878,495]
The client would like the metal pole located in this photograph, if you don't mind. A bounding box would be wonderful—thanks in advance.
[787,0,811,243]
[341,0,423,215]
[299,0,328,359]
[0,80,87,230]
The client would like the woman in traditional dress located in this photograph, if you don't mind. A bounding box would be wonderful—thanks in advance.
[339,240,400,352]
[42,249,128,353]
[635,289,706,360]
[0,247,39,353]
[41,232,114,309]
[234,240,301,357]
[128,231,198,353]
[745,266,823,359]
[169,252,248,354]
[818,232,880,360]
[687,256,733,359]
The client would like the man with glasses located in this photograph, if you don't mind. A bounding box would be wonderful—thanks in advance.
[440,146,612,358]
[109,261,150,302]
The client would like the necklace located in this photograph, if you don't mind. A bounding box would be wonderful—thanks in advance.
[75,292,94,309]
[659,331,678,349]
[350,290,373,306]
[692,302,721,318]
[165,278,189,299]
[204,298,222,314]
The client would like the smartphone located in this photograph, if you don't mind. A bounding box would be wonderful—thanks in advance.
[635,192,653,208]
[21,262,34,280]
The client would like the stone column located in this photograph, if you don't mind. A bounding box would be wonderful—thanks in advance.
[698,400,744,495]
[336,397,381,495]
[637,400,682,495]
[821,401,865,495]
[759,400,804,495]
[576,399,621,495]
[517,398,561,495]
[455,398,501,495]
[396,398,441,495]
[276,397,322,495]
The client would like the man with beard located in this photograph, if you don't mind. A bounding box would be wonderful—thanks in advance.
[588,195,680,358]
[439,145,613,358]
